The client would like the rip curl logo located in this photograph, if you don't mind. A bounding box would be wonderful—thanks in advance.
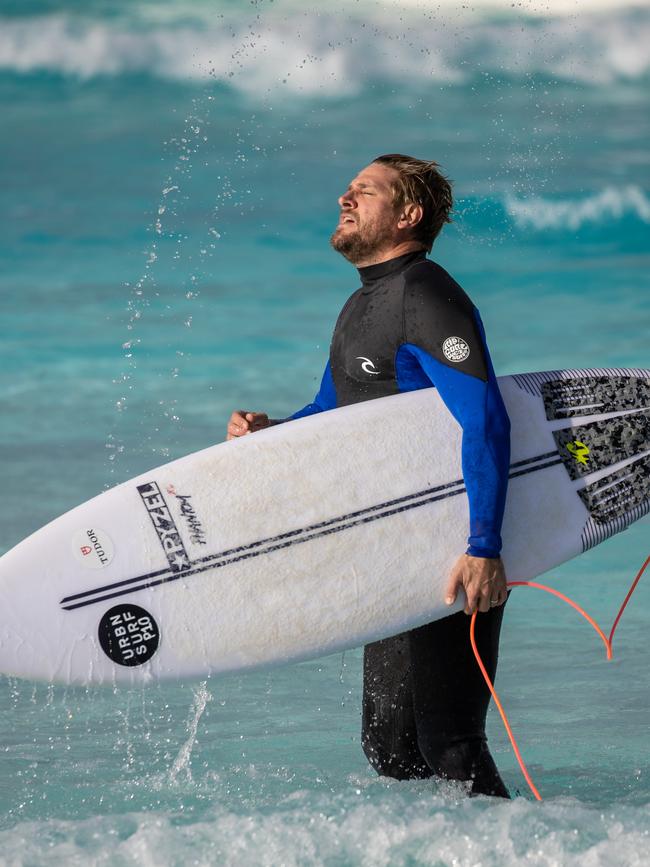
[442,336,470,363]
[356,356,380,376]
[566,440,590,466]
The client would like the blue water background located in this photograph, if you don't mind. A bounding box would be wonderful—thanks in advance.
[1,0,649,863]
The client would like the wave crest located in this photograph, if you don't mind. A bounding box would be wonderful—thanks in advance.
[0,5,649,94]
[504,187,650,231]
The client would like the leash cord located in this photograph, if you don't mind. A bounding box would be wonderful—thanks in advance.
[470,555,650,801]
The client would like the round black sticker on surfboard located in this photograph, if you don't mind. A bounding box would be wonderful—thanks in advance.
[98,604,160,667]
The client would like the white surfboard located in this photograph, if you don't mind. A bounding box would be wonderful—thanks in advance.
[0,367,648,685]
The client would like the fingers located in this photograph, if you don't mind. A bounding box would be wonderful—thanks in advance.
[446,555,507,616]
[488,559,508,609]
[476,588,491,615]
[466,579,483,616]
[246,412,270,433]
[226,411,269,441]
[226,410,249,441]
[444,558,463,606]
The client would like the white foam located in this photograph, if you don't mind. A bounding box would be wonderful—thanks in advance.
[504,186,650,231]
[2,790,650,866]
[0,3,648,94]
[378,0,645,13]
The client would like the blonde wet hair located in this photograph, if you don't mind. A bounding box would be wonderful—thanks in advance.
[373,153,453,252]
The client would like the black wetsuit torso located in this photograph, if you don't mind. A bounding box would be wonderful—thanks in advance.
[330,250,489,405]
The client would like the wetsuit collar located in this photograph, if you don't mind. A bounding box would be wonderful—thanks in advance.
[357,249,427,291]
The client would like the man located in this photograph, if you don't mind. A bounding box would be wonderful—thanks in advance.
[227,154,511,797]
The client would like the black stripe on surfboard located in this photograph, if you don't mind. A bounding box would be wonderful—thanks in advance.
[62,484,474,610]
[60,451,561,608]
[63,458,564,612]
[61,475,468,607]
[60,454,564,611]
[509,451,558,469]
[62,452,561,608]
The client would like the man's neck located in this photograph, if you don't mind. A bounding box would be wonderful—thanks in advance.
[351,240,427,268]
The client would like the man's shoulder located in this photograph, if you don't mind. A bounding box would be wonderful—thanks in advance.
[401,256,489,378]
[334,285,364,317]
[402,257,475,313]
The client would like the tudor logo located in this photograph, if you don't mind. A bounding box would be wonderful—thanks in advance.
[356,356,380,375]
[72,527,115,569]
[442,336,470,363]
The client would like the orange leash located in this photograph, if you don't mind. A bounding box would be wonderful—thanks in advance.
[609,555,650,650]
[470,555,650,801]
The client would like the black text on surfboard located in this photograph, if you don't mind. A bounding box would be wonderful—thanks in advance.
[98,604,160,667]
[165,485,208,546]
[136,482,191,572]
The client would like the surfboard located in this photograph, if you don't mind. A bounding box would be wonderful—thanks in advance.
[1,367,648,685]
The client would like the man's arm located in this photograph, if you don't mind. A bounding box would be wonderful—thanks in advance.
[287,361,337,420]
[401,334,510,559]
[399,334,510,613]
[226,360,337,439]
[401,272,511,612]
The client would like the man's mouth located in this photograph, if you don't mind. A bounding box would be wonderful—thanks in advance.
[339,215,357,226]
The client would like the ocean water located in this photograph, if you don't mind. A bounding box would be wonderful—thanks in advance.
[1,0,649,863]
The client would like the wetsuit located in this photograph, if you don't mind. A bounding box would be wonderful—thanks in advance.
[288,249,511,796]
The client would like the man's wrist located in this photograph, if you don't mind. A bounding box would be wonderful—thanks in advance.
[466,545,500,559]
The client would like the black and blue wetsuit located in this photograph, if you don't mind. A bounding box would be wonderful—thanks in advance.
[289,249,511,796]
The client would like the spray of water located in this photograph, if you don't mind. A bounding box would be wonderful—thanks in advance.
[168,682,212,785]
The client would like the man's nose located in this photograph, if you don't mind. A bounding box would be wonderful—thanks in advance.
[338,191,356,209]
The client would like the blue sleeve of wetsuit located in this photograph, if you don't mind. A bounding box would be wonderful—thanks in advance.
[400,314,510,558]
[288,360,337,420]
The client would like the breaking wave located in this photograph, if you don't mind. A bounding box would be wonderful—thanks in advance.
[504,186,650,231]
[0,2,649,96]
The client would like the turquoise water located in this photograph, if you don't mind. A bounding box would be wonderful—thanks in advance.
[1,0,649,862]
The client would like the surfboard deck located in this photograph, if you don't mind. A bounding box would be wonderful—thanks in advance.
[1,367,648,685]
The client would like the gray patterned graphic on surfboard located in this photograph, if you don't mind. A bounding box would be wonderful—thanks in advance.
[511,368,649,398]
[554,410,650,480]
[579,453,650,526]
[542,376,650,420]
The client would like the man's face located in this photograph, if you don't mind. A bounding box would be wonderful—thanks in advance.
[330,163,402,264]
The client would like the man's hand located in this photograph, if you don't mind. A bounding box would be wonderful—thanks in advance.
[226,410,271,441]
[445,554,507,615]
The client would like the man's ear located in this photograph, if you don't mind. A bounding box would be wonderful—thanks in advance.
[397,202,424,229]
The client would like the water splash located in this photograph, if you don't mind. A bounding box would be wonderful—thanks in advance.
[168,682,212,785]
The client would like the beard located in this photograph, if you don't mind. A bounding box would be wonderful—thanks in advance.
[329,214,396,265]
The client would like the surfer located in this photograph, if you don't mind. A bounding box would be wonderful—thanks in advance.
[227,155,511,797]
